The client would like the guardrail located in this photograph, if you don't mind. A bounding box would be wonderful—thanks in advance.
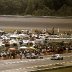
[0,15,72,19]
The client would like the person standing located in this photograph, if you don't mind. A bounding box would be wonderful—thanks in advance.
[20,51,22,60]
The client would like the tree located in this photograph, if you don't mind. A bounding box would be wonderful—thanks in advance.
[45,0,65,10]
[57,4,72,16]
[65,0,72,6]
[0,0,72,16]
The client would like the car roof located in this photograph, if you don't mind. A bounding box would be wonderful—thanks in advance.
[52,54,60,56]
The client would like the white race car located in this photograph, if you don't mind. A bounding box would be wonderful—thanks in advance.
[51,54,63,60]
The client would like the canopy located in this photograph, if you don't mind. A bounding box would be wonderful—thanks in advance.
[19,46,28,49]
[19,46,36,50]
[10,34,19,38]
[8,48,16,51]
[9,39,18,44]
[29,47,36,50]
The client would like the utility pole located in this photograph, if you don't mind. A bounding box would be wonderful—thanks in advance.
[57,28,60,35]
[52,27,54,35]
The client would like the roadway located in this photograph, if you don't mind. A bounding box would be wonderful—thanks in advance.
[0,53,72,72]
[0,16,72,30]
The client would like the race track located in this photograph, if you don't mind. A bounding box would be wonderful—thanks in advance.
[0,16,72,30]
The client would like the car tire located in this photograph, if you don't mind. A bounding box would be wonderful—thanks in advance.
[61,57,63,60]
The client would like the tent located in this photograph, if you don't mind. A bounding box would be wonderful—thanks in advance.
[19,46,28,49]
[19,46,36,50]
[8,48,16,51]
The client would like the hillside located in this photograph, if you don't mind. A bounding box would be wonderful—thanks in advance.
[0,0,72,16]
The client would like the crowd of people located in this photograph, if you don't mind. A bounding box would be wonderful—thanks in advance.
[0,29,72,60]
[0,49,42,60]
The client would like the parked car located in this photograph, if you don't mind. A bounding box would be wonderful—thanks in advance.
[26,53,43,59]
[51,54,63,60]
[25,53,31,59]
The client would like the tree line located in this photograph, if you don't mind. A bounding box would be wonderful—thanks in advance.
[0,0,72,16]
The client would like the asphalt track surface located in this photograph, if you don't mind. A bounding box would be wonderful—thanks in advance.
[0,16,72,30]
[0,53,72,72]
